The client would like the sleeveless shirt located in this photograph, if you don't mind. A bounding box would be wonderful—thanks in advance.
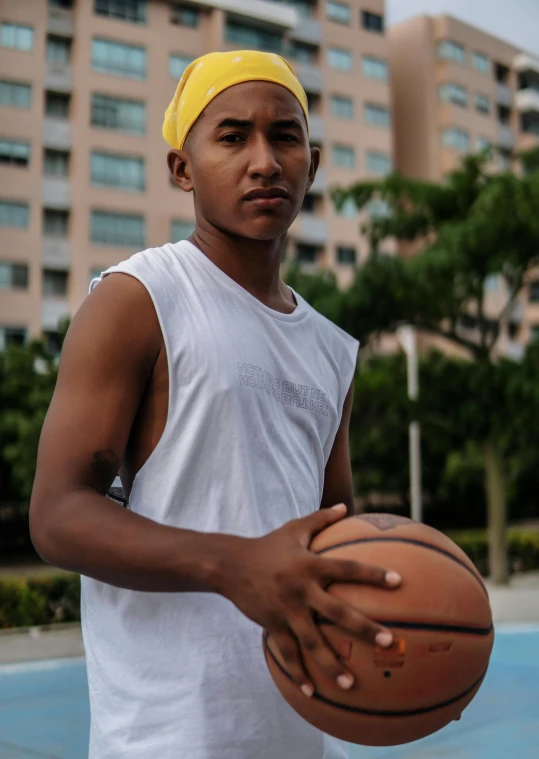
[82,240,359,759]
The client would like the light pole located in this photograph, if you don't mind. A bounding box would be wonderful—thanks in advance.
[396,325,423,522]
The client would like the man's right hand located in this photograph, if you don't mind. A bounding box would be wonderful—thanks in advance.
[215,504,401,697]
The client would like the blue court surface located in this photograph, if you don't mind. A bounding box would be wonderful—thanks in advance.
[0,625,537,759]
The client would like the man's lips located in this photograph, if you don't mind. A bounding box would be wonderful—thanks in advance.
[242,188,290,209]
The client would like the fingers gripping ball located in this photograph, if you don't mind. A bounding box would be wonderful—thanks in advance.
[263,514,494,747]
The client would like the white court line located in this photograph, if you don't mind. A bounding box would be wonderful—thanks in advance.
[0,656,85,675]
[494,622,539,634]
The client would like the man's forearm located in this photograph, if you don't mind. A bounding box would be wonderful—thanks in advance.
[31,489,242,593]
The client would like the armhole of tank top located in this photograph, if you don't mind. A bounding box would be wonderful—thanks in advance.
[107,267,174,493]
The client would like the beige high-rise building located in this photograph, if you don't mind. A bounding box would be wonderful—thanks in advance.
[0,0,393,350]
[390,14,539,357]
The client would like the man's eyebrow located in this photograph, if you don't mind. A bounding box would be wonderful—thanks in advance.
[215,118,304,130]
[216,118,253,129]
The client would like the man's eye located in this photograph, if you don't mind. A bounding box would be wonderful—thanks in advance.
[220,133,244,143]
[278,134,298,142]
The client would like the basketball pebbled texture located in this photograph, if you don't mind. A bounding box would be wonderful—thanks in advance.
[263,514,494,746]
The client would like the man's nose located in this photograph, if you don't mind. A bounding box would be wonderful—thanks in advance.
[247,135,282,179]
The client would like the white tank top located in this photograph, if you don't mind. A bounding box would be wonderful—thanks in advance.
[82,240,359,759]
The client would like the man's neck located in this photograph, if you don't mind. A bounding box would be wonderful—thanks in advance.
[189,226,297,314]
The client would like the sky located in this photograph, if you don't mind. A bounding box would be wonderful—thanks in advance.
[386,0,539,56]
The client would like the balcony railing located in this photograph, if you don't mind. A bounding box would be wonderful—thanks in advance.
[495,82,513,108]
[45,61,73,93]
[290,17,322,46]
[42,177,71,210]
[43,118,72,150]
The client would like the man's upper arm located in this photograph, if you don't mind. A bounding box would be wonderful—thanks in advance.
[30,273,162,543]
[320,378,355,514]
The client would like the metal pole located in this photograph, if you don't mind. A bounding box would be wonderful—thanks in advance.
[397,326,423,522]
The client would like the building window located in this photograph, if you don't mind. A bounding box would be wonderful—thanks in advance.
[0,262,28,289]
[472,52,489,75]
[328,47,353,72]
[361,11,384,33]
[484,274,500,292]
[0,80,32,109]
[170,3,200,27]
[45,91,70,118]
[439,83,468,108]
[441,127,470,151]
[367,197,391,218]
[301,193,316,212]
[46,35,72,63]
[169,54,196,79]
[476,136,491,153]
[90,152,145,192]
[327,1,351,24]
[49,0,74,7]
[43,269,68,296]
[44,209,69,237]
[296,243,317,263]
[529,281,539,303]
[437,40,466,64]
[43,330,63,355]
[521,112,539,135]
[332,144,355,168]
[91,210,145,247]
[0,139,30,167]
[272,0,313,17]
[336,246,356,265]
[225,20,283,53]
[92,38,146,79]
[0,22,34,52]
[366,150,392,176]
[0,201,29,228]
[364,103,390,127]
[94,0,147,24]
[475,93,490,114]
[361,56,388,81]
[498,149,511,170]
[44,149,70,176]
[0,326,27,351]
[330,95,353,119]
[288,41,316,64]
[91,93,146,135]
[171,219,195,241]
[336,197,356,217]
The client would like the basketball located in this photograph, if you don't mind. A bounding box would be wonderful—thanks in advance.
[263,513,494,746]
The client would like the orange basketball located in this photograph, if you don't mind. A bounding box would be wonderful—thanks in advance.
[263,513,494,746]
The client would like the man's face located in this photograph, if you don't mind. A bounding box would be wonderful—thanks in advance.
[168,81,320,241]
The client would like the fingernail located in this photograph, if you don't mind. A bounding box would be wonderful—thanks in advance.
[385,571,401,587]
[331,503,346,511]
[376,631,393,648]
[301,684,314,697]
[337,674,354,689]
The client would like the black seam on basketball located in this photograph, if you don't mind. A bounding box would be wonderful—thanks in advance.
[313,617,494,636]
[314,537,487,596]
[263,632,488,717]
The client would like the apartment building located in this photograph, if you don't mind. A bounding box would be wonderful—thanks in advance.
[389,15,539,358]
[0,0,393,349]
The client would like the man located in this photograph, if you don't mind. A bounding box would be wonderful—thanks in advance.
[29,50,401,758]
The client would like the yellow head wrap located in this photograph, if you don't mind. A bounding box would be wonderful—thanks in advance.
[162,50,309,150]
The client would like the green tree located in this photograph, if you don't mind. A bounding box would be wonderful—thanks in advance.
[0,322,68,502]
[332,150,539,583]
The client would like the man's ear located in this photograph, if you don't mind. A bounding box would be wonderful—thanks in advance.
[167,149,193,193]
[306,146,321,193]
